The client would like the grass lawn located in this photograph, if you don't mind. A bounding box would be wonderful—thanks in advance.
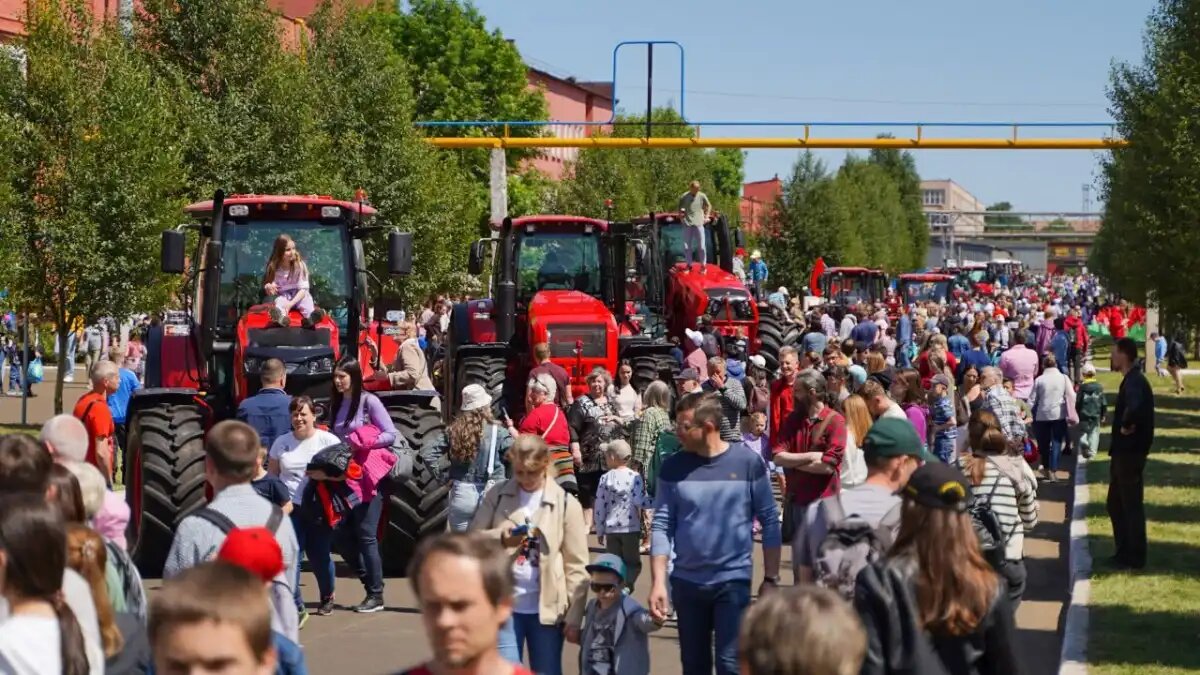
[1086,368,1200,675]
[0,424,37,436]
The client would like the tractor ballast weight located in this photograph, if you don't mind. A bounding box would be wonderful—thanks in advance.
[129,191,445,577]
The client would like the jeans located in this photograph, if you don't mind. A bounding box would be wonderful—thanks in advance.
[497,612,564,675]
[448,481,485,532]
[683,225,706,269]
[291,511,334,610]
[999,559,1027,611]
[1034,419,1067,472]
[604,532,643,592]
[63,332,77,378]
[301,517,337,602]
[671,577,751,675]
[342,494,385,596]
[1078,418,1101,458]
[933,435,956,464]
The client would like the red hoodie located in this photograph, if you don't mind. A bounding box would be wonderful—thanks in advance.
[1064,314,1088,351]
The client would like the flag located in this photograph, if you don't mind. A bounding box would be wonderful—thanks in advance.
[809,258,827,296]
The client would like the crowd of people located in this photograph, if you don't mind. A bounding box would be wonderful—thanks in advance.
[0,264,1163,675]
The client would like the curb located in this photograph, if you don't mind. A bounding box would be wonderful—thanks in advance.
[1059,454,1093,675]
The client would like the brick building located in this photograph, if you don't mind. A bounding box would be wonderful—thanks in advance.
[740,176,781,235]
[525,67,613,179]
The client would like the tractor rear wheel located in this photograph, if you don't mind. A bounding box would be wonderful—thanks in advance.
[455,353,506,416]
[630,353,680,393]
[381,398,449,577]
[756,307,799,372]
[127,401,207,577]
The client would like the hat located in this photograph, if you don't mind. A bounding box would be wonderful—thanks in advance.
[862,418,935,463]
[867,370,892,391]
[461,383,492,412]
[902,461,973,512]
[217,527,284,583]
[1082,362,1097,376]
[748,354,766,370]
[848,365,867,388]
[685,328,704,348]
[778,286,789,295]
[586,553,627,582]
[673,367,700,383]
[930,374,952,389]
[751,250,762,260]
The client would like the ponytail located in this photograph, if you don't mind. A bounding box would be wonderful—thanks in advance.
[52,593,91,675]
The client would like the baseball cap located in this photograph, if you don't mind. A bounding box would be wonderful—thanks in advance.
[748,355,766,370]
[674,368,700,382]
[1082,362,1097,376]
[867,370,893,391]
[901,461,973,513]
[862,418,935,463]
[217,527,284,583]
[586,553,627,582]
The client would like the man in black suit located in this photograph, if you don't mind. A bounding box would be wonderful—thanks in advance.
[1107,337,1155,570]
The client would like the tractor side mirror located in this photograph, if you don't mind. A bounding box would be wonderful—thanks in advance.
[161,230,186,274]
[468,240,486,276]
[633,241,648,273]
[733,229,745,248]
[388,231,413,275]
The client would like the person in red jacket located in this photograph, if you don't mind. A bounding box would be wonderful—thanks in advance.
[1063,307,1090,384]
[1108,301,1128,340]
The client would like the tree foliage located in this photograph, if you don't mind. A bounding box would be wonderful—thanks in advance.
[556,108,744,221]
[0,1,186,411]
[1094,0,1200,320]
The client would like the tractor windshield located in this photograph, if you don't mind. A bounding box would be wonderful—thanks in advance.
[658,222,716,267]
[516,231,602,303]
[902,280,951,305]
[218,220,350,331]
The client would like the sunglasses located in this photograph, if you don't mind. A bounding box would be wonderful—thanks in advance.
[590,582,618,593]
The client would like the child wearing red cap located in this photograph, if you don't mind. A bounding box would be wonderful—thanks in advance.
[218,529,310,675]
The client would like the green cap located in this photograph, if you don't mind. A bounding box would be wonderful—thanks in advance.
[863,418,936,463]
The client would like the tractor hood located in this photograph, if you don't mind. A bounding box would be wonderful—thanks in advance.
[527,290,618,363]
[668,262,744,296]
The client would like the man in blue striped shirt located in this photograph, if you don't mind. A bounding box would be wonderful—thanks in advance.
[649,392,782,675]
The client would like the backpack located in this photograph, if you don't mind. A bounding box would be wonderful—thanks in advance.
[1078,385,1105,420]
[813,495,903,600]
[968,463,1011,569]
[1066,326,1078,348]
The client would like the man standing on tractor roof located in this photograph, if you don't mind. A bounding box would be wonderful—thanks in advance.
[679,180,711,274]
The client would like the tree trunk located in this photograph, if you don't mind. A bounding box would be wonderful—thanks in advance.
[54,313,68,415]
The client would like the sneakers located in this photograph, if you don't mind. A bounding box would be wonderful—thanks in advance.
[354,594,385,614]
[297,609,310,630]
[316,597,335,616]
[268,306,291,327]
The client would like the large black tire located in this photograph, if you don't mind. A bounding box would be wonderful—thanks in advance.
[756,306,799,372]
[380,398,449,577]
[630,352,680,393]
[127,402,207,577]
[455,353,507,417]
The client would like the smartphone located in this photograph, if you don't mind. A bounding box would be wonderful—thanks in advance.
[510,523,530,537]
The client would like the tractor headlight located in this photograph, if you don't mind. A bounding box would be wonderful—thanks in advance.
[228,204,249,217]
[308,357,333,374]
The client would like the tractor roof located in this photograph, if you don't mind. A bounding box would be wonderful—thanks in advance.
[899,273,955,282]
[500,215,609,231]
[824,266,885,275]
[184,194,378,217]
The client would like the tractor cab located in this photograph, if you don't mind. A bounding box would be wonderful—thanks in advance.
[898,273,955,307]
[957,261,994,296]
[987,259,1023,287]
[818,267,888,310]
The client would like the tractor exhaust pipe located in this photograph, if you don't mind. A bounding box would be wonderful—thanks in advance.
[494,217,517,344]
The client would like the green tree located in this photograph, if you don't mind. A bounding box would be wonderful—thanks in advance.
[831,157,911,272]
[868,139,928,269]
[985,201,1026,228]
[769,151,838,290]
[0,2,186,412]
[1095,0,1200,321]
[1046,217,1073,231]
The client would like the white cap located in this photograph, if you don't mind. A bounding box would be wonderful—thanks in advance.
[460,384,492,412]
[685,328,704,347]
[751,250,762,259]
[748,354,766,369]
[1082,362,1097,376]
[778,286,789,295]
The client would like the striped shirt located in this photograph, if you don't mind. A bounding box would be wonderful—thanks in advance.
[702,379,748,442]
[961,455,1039,561]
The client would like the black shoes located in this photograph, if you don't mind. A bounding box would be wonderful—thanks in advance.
[316,596,335,616]
[354,594,385,613]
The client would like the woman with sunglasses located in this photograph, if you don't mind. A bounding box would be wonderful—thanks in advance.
[470,436,588,675]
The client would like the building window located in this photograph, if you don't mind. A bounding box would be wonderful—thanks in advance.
[922,189,945,206]
[926,213,949,228]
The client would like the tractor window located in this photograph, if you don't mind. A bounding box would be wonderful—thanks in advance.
[658,222,716,267]
[516,231,602,302]
[218,220,350,330]
[903,281,951,305]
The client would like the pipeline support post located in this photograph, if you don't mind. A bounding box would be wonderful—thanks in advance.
[489,148,507,231]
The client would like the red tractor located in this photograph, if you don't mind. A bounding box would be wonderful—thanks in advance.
[897,272,955,307]
[627,213,798,371]
[445,215,674,416]
[128,191,446,576]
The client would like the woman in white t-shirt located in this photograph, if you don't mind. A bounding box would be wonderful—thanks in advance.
[610,360,642,422]
[0,495,92,675]
[838,394,871,488]
[268,395,340,621]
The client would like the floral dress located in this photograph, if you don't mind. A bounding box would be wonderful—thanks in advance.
[569,396,626,473]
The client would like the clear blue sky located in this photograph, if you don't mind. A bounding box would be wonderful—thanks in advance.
[470,0,1156,212]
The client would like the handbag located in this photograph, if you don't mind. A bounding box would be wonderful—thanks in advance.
[482,423,501,495]
[27,358,43,384]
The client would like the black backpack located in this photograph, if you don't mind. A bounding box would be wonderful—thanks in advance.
[969,461,1011,569]
[814,496,903,601]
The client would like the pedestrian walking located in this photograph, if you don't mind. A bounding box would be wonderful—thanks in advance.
[738,586,866,675]
[424,383,512,532]
[1029,353,1076,482]
[649,392,782,675]
[579,554,664,675]
[73,361,119,486]
[1107,337,1155,570]
[1075,363,1107,459]
[593,440,650,593]
[237,357,292,454]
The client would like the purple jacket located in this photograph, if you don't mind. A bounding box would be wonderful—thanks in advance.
[332,392,397,449]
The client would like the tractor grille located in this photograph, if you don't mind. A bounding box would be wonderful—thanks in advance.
[247,327,331,348]
[546,323,607,359]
